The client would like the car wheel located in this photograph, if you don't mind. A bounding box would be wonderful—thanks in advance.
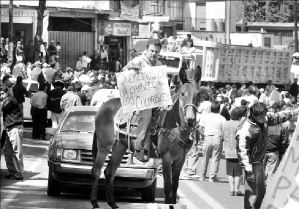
[47,168,61,196]
[141,178,157,202]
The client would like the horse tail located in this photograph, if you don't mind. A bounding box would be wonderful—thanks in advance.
[92,132,98,160]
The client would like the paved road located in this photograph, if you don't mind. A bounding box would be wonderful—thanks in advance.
[0,128,243,209]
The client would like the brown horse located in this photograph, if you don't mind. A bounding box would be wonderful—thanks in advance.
[90,69,201,209]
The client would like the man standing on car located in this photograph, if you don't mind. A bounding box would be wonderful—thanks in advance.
[47,80,65,128]
[1,86,24,180]
[122,38,163,162]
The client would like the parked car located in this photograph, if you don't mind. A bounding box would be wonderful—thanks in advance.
[10,78,51,122]
[47,106,159,201]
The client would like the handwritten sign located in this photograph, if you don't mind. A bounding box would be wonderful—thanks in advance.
[113,23,131,36]
[261,116,299,209]
[116,66,173,113]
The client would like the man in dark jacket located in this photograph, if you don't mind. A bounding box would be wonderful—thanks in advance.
[289,78,298,104]
[236,102,297,209]
[1,86,24,180]
[46,80,65,128]
[12,76,29,116]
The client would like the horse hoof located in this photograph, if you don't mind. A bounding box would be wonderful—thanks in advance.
[91,200,100,209]
[108,202,119,209]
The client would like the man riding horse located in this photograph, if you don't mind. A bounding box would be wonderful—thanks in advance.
[122,38,163,162]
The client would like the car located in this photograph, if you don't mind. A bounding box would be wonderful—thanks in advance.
[47,106,159,201]
[10,78,51,122]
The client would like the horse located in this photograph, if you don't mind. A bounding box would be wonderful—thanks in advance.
[90,68,201,209]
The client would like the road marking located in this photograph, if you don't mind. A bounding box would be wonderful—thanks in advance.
[181,181,228,209]
[177,188,200,209]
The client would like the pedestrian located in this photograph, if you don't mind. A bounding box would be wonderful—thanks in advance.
[46,80,66,128]
[2,75,14,97]
[30,61,42,81]
[81,51,91,69]
[12,76,29,117]
[30,84,48,140]
[24,40,34,64]
[198,100,226,182]
[289,78,298,104]
[236,102,297,209]
[264,102,290,185]
[60,85,82,114]
[40,42,47,64]
[47,40,57,65]
[223,106,247,196]
[1,86,24,180]
[12,56,25,79]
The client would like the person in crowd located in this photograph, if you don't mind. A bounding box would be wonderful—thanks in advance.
[81,51,92,69]
[90,50,101,71]
[264,102,290,185]
[42,62,57,85]
[15,41,24,60]
[47,40,57,65]
[2,75,14,97]
[75,55,84,72]
[167,33,180,52]
[40,42,47,64]
[265,80,275,97]
[74,82,88,105]
[101,57,110,72]
[1,86,24,180]
[245,86,258,107]
[236,102,298,209]
[47,80,66,128]
[12,56,25,79]
[223,106,247,196]
[12,76,29,116]
[237,83,247,97]
[30,84,48,140]
[122,38,163,162]
[30,61,42,81]
[198,93,212,115]
[24,40,34,64]
[220,97,231,121]
[289,78,298,104]
[181,34,194,48]
[115,59,122,73]
[198,100,226,182]
[60,85,82,114]
[56,41,61,60]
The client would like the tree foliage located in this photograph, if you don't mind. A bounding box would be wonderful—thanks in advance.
[244,0,297,23]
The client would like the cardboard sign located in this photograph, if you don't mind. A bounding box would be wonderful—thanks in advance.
[116,66,173,113]
[261,116,299,209]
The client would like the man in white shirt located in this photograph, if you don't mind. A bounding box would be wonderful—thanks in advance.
[199,100,226,182]
[81,51,91,69]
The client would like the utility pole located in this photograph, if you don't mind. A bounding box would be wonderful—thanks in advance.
[294,0,298,52]
[225,0,231,44]
[8,0,13,41]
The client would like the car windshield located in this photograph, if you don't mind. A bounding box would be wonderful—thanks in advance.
[60,111,96,133]
[158,56,181,68]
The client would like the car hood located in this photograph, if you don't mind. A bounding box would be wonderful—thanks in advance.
[60,133,93,150]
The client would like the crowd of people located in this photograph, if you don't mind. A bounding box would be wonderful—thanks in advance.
[1,35,299,209]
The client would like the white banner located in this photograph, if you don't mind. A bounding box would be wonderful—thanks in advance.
[116,66,173,113]
[261,116,299,209]
[120,2,139,22]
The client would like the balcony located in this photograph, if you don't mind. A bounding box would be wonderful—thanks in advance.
[183,18,225,32]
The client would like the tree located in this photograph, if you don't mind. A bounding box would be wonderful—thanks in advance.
[34,0,46,61]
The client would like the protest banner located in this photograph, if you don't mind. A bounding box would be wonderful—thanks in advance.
[261,116,299,209]
[116,66,173,113]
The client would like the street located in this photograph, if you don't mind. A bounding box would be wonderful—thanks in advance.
[0,127,243,209]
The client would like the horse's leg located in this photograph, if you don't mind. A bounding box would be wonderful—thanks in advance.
[161,151,172,204]
[91,141,113,209]
[104,140,127,209]
[170,155,186,204]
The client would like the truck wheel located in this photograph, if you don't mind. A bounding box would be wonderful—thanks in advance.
[141,178,157,202]
[47,168,61,196]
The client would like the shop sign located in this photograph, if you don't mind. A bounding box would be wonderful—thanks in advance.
[113,23,131,36]
[1,8,36,17]
[120,2,139,22]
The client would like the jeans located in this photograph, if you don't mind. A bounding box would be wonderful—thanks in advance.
[200,135,223,180]
[135,109,152,151]
[264,151,280,185]
[3,126,24,177]
[51,112,62,128]
[244,163,266,209]
[32,107,47,138]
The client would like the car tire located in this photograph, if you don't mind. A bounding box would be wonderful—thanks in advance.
[141,178,157,202]
[47,168,61,196]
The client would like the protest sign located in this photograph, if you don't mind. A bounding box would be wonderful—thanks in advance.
[261,116,299,209]
[116,66,173,113]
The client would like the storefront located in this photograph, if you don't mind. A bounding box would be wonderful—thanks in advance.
[0,8,37,44]
[99,20,139,66]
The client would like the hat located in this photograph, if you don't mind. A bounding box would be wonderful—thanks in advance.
[53,80,65,88]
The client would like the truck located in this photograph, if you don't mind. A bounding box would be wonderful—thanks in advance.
[158,41,292,87]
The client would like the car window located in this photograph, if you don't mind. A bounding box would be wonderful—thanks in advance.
[60,111,96,133]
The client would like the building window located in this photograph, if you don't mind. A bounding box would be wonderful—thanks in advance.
[264,37,271,48]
